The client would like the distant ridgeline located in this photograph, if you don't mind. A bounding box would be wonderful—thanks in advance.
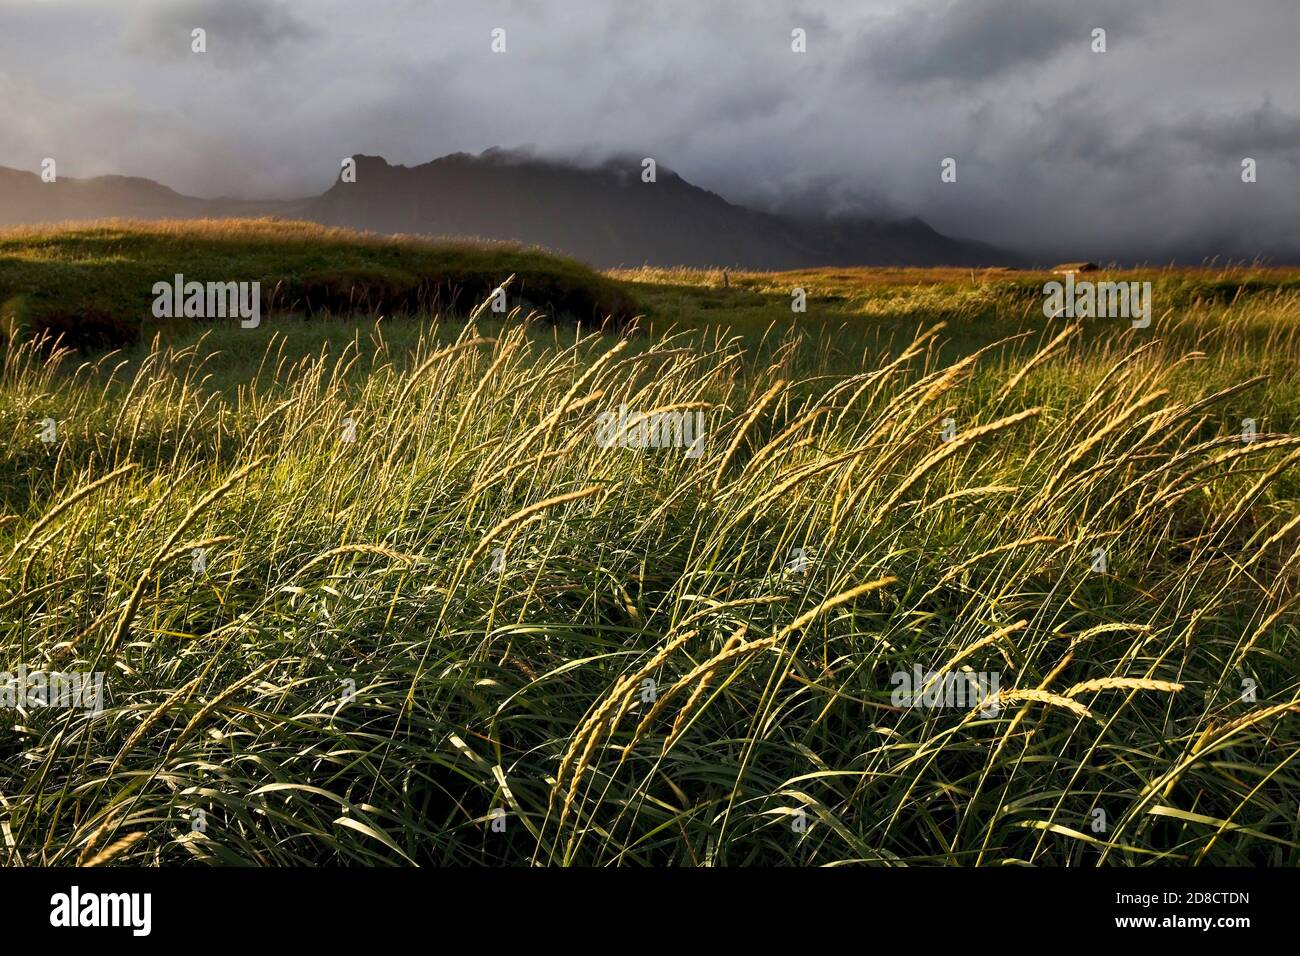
[0,150,1019,270]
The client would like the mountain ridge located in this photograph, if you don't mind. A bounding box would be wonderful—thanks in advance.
[0,150,1023,269]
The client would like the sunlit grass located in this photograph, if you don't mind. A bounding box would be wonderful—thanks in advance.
[1,231,1298,866]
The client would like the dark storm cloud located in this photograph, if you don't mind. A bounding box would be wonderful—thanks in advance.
[859,0,1163,87]
[0,0,1297,262]
[126,0,314,62]
[1172,104,1300,158]
[867,0,1079,85]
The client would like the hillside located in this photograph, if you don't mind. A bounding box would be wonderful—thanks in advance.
[0,150,1019,270]
[1,258,1297,866]
[307,151,1018,269]
[0,219,637,349]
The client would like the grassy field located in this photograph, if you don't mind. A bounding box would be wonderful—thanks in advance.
[0,219,637,349]
[1,220,1299,866]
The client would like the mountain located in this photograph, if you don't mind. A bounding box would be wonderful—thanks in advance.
[0,166,288,226]
[0,150,1021,269]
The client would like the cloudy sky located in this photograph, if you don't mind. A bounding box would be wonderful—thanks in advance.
[1,0,1297,261]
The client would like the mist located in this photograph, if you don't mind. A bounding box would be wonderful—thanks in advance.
[2,0,1297,262]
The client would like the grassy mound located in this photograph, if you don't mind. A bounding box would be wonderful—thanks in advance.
[0,219,640,349]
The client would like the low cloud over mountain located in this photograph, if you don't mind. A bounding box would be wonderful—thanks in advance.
[0,149,1018,269]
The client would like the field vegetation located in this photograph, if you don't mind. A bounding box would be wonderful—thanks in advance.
[1,221,1297,865]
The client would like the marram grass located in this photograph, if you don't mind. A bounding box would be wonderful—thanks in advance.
[1,281,1299,867]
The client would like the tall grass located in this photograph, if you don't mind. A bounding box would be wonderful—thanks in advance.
[1,289,1298,866]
